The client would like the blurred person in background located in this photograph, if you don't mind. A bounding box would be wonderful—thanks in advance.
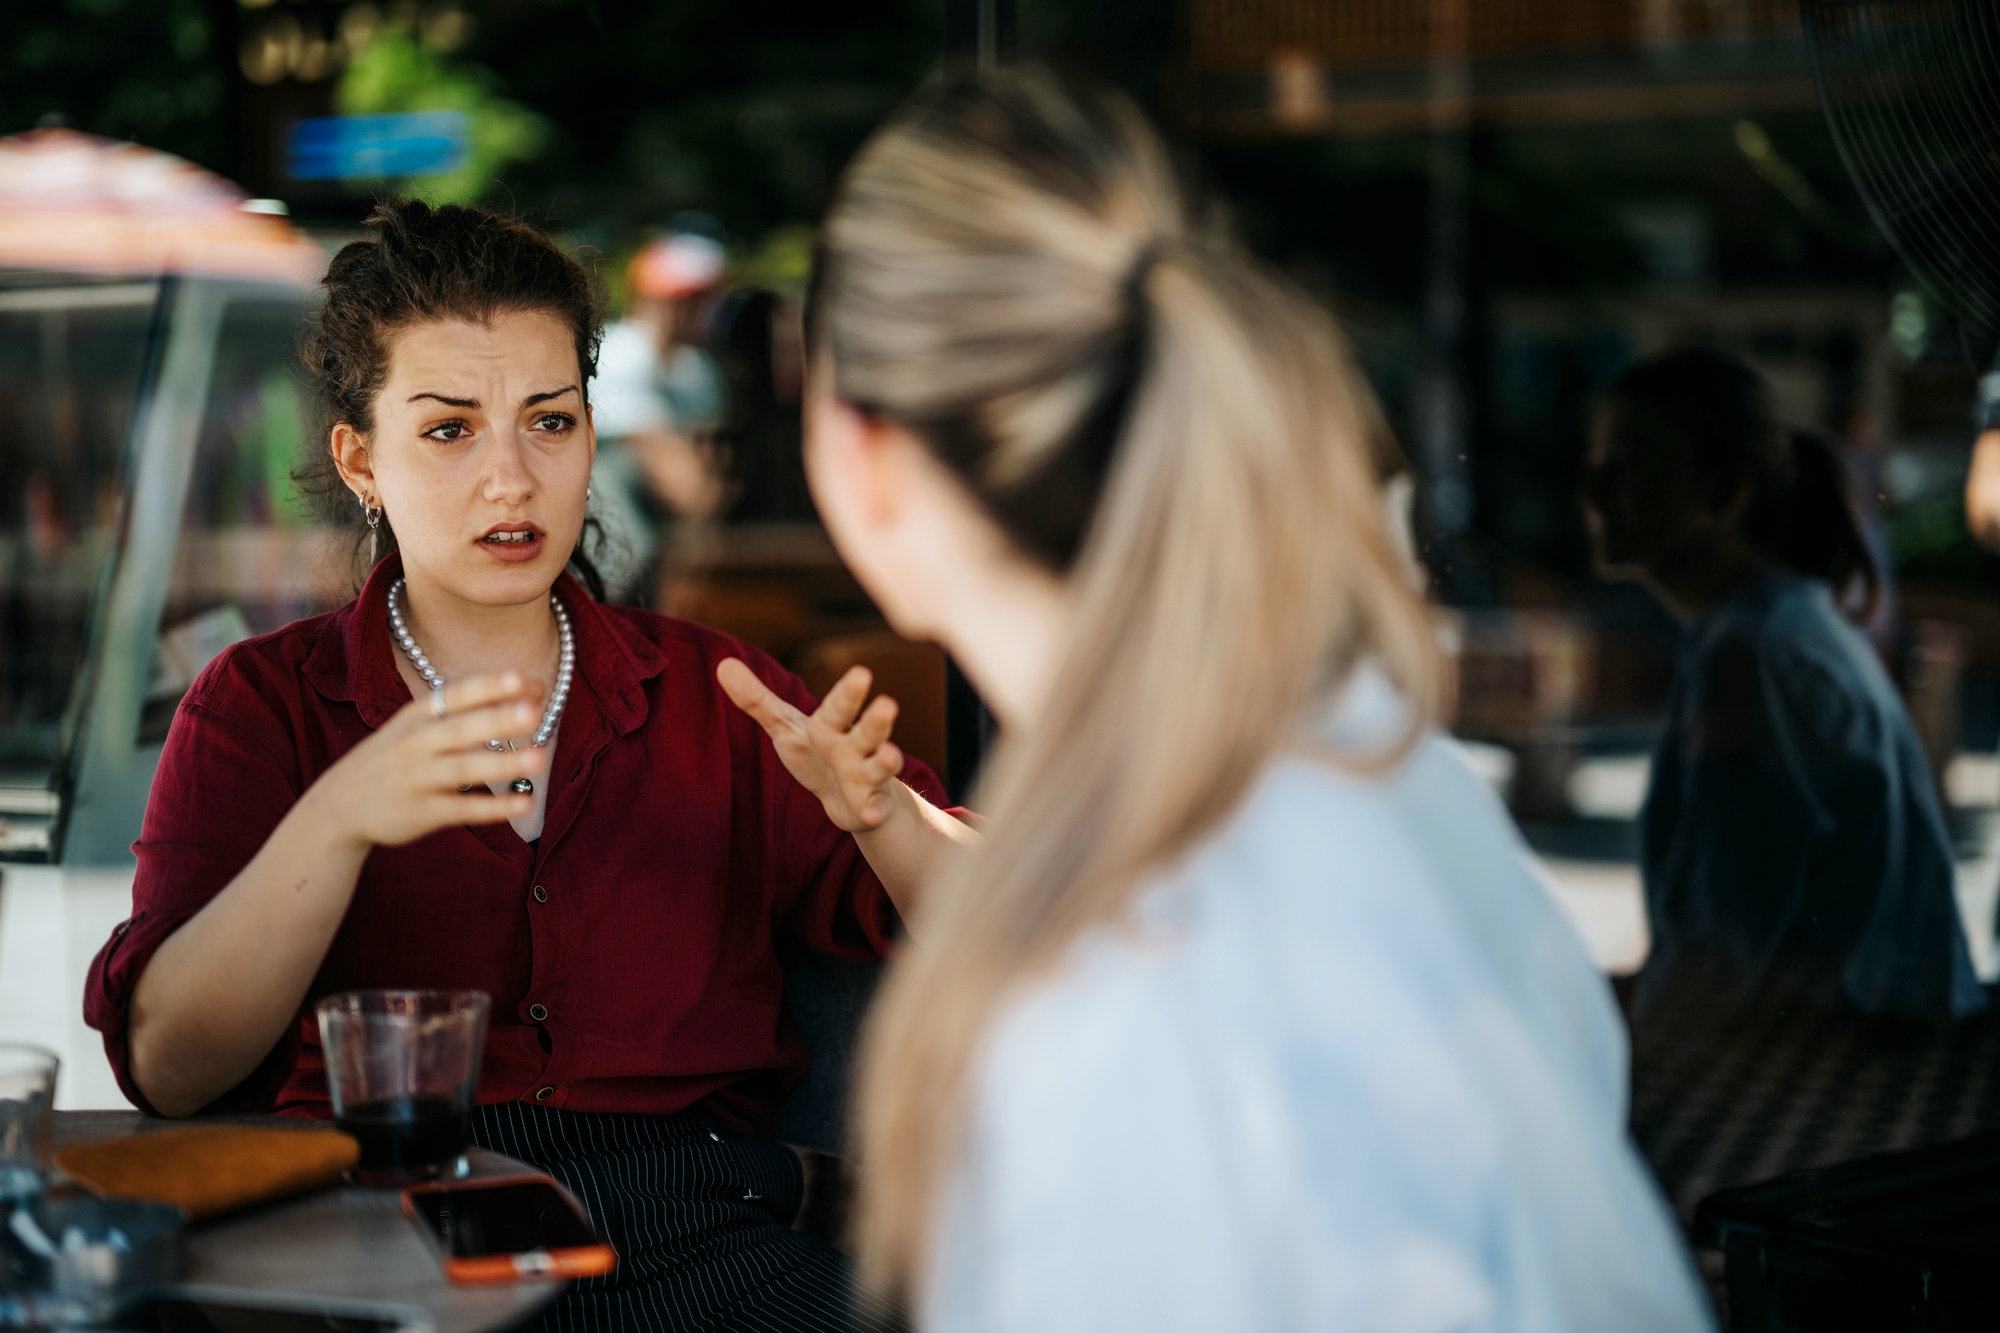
[1585,349,1984,1025]
[736,65,1710,1330]
[85,199,977,1332]
[1960,349,2000,553]
[588,229,731,602]
[708,286,816,523]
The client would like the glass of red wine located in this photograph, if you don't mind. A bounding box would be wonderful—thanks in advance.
[317,990,490,1188]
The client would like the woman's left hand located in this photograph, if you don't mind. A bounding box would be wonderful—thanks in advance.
[718,658,906,832]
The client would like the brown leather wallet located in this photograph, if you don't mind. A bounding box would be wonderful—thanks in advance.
[56,1126,360,1219]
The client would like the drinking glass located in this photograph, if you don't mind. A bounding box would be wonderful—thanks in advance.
[317,991,489,1188]
[0,1045,57,1316]
[0,1045,55,1206]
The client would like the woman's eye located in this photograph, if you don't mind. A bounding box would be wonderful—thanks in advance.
[534,413,575,433]
[423,421,470,442]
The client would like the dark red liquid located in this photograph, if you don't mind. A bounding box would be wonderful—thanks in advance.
[336,1094,470,1187]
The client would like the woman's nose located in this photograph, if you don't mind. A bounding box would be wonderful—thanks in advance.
[482,438,536,502]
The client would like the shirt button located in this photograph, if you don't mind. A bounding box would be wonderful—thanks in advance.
[534,1086,555,1101]
[528,1003,549,1022]
[532,885,548,904]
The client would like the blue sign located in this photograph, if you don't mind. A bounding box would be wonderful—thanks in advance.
[289,112,469,181]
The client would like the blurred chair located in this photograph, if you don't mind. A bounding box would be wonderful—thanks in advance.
[776,952,880,1160]
[777,630,948,1247]
[794,631,948,781]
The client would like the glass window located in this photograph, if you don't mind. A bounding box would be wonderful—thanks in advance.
[0,281,157,790]
[143,292,350,744]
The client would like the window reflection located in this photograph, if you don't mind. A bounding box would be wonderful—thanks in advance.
[0,282,153,789]
[144,294,346,745]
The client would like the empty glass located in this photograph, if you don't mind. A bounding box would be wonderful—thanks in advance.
[0,1046,55,1206]
[317,991,489,1188]
[0,1045,58,1318]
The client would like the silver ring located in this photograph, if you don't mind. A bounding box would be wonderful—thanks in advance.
[429,686,448,719]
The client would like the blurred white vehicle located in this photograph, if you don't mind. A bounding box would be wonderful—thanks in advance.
[0,129,332,1108]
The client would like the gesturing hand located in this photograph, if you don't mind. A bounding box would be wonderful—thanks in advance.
[718,658,906,832]
[307,673,550,850]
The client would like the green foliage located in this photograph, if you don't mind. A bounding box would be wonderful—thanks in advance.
[1889,490,1993,581]
[0,0,223,167]
[732,225,816,297]
[338,31,548,205]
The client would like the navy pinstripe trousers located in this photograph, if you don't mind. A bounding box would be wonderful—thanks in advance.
[471,1102,876,1333]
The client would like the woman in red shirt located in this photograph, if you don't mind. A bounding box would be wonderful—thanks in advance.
[84,199,970,1331]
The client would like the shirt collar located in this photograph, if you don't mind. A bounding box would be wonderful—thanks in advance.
[303,552,668,735]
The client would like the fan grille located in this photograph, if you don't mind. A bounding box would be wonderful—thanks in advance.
[1807,0,2000,341]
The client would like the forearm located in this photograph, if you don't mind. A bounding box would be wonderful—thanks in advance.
[128,789,368,1117]
[852,780,980,928]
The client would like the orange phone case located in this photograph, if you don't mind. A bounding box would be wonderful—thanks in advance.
[403,1173,618,1287]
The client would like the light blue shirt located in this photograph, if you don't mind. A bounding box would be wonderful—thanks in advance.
[926,676,1711,1332]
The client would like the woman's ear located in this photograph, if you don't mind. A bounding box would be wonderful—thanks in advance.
[806,387,910,529]
[330,422,374,504]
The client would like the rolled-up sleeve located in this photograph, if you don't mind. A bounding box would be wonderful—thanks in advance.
[83,670,304,1114]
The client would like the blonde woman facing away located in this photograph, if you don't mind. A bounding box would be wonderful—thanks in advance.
[720,68,1713,1330]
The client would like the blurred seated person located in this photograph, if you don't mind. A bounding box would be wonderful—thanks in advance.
[1585,349,1984,1023]
[588,231,730,601]
[709,287,816,524]
[86,199,974,1331]
[806,66,1709,1327]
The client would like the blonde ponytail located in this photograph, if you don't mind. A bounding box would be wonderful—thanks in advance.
[825,66,1440,1304]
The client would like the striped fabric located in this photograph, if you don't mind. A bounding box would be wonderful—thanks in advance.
[471,1102,881,1332]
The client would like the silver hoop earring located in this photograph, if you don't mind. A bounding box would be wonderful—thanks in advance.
[366,505,381,530]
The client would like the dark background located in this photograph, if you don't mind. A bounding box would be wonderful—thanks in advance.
[17,0,1996,735]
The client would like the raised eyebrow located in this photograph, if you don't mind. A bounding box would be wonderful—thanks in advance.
[523,386,582,408]
[409,392,478,409]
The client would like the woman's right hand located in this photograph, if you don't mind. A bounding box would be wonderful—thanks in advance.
[303,672,549,851]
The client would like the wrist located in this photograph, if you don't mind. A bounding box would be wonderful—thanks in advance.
[851,778,912,838]
[291,779,373,861]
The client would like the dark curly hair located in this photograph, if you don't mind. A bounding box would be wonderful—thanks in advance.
[296,197,610,598]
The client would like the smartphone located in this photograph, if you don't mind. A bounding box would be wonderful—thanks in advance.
[402,1175,616,1285]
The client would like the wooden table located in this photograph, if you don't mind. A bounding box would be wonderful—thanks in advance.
[54,1112,561,1333]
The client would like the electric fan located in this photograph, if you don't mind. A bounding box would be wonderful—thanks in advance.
[1805,0,2000,349]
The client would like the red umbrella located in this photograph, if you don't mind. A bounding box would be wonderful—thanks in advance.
[0,127,326,286]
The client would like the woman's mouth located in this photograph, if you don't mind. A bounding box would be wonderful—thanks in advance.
[478,526,546,563]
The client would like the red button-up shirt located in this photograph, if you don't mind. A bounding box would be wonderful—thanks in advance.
[84,555,946,1132]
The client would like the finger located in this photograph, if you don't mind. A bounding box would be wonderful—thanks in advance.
[842,738,904,792]
[437,672,545,717]
[418,700,545,756]
[424,746,549,792]
[383,675,541,738]
[815,666,873,733]
[867,741,906,781]
[717,659,808,734]
[426,791,535,829]
[846,693,899,753]
[383,791,534,844]
[840,736,904,788]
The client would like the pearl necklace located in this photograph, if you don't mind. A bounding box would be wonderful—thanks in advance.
[387,578,574,795]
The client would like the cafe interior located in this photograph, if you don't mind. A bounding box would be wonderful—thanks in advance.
[0,0,1998,1327]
